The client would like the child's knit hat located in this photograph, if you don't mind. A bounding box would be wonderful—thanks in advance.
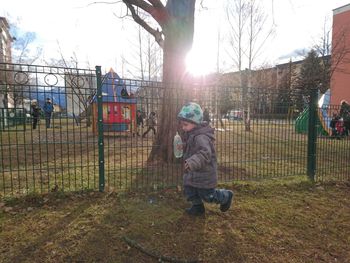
[177,102,203,125]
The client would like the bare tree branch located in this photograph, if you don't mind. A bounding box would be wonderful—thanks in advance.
[123,0,154,13]
[88,0,167,48]
[122,0,169,26]
[123,1,164,48]
[147,0,165,9]
[113,11,128,19]
[87,1,121,7]
[200,0,208,10]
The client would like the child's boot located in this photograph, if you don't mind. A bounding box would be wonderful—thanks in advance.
[220,190,234,212]
[185,203,205,216]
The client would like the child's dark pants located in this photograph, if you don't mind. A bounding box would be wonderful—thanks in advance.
[184,185,231,206]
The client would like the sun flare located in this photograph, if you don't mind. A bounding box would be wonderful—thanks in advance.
[186,47,214,76]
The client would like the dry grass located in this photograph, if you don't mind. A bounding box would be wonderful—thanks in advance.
[1,177,350,262]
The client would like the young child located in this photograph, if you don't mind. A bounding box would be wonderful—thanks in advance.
[136,110,144,136]
[330,113,339,137]
[31,100,41,130]
[177,102,233,216]
[336,117,345,137]
[142,112,156,138]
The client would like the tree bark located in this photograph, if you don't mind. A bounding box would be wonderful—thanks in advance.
[148,0,196,163]
[121,0,196,163]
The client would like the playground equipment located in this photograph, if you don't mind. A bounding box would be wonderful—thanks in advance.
[92,68,137,134]
[295,90,332,136]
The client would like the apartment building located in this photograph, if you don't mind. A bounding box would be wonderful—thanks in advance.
[331,3,350,105]
[0,17,14,108]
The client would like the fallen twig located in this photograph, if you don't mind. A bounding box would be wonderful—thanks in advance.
[122,236,199,263]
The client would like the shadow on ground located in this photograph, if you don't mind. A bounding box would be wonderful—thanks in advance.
[1,178,350,262]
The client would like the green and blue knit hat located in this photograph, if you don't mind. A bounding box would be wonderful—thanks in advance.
[177,102,203,125]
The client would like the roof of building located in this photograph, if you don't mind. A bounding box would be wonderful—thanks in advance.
[333,3,350,15]
[98,68,137,103]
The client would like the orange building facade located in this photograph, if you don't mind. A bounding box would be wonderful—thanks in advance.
[331,3,350,106]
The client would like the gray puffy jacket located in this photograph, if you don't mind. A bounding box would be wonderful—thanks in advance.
[183,124,217,189]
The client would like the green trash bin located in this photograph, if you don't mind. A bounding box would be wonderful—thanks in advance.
[0,108,5,130]
[0,108,27,131]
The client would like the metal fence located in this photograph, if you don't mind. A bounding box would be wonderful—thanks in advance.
[0,63,349,196]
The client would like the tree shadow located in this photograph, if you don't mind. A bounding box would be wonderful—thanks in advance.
[130,162,184,191]
[6,198,99,263]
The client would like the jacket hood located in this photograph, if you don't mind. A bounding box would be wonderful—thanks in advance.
[187,123,215,141]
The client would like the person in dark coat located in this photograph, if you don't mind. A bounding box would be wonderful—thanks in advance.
[336,118,345,137]
[43,98,54,128]
[177,102,233,216]
[136,110,144,136]
[142,112,156,138]
[330,113,339,137]
[31,101,41,129]
[340,100,350,136]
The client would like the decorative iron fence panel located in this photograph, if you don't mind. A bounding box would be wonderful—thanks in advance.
[0,63,99,195]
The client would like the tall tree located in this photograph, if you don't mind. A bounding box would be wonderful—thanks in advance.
[295,49,323,111]
[246,0,274,71]
[224,0,248,130]
[2,18,43,108]
[297,49,323,90]
[225,0,248,73]
[117,0,196,162]
[225,0,274,131]
[277,60,298,117]
[313,17,332,93]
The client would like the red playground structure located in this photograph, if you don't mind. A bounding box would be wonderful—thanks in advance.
[92,68,137,135]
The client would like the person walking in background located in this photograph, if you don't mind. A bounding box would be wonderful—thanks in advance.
[136,110,144,136]
[336,118,345,138]
[43,98,54,128]
[177,102,233,216]
[330,113,340,138]
[340,100,350,136]
[142,112,156,138]
[31,100,41,130]
[203,108,211,123]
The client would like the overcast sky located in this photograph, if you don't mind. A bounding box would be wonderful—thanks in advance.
[1,0,350,76]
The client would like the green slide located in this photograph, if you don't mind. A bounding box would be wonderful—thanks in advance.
[295,108,309,134]
[295,107,328,136]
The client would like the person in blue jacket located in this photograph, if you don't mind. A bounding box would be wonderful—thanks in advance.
[43,98,54,128]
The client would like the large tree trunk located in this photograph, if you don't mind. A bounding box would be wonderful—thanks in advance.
[149,0,195,163]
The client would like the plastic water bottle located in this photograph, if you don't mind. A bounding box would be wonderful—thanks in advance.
[173,132,183,158]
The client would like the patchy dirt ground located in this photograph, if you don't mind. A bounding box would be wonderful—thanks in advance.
[1,177,350,263]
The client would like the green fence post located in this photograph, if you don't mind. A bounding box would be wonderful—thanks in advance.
[307,88,318,181]
[96,66,105,192]
[0,108,3,130]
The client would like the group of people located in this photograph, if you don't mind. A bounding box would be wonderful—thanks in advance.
[330,100,350,138]
[30,98,54,129]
